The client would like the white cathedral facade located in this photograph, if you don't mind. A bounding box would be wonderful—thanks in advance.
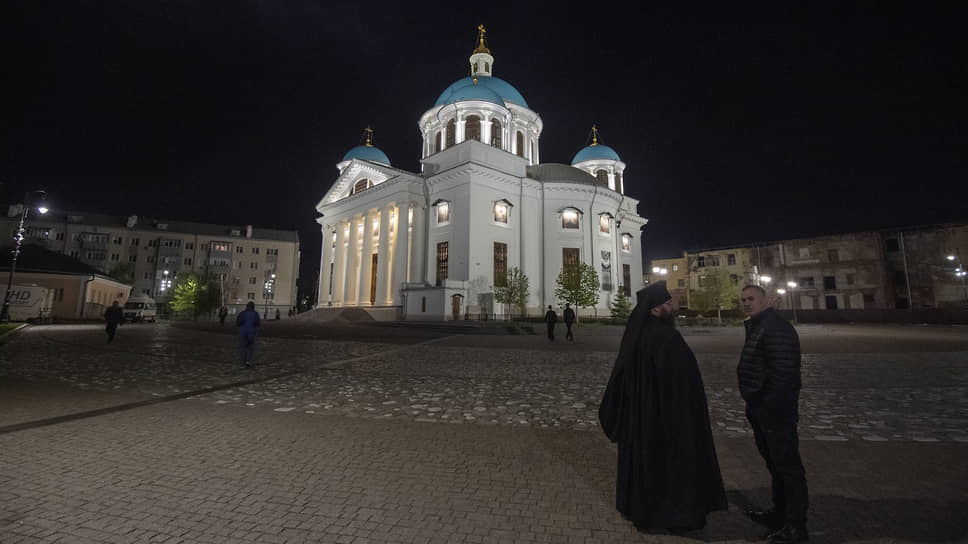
[315,27,647,319]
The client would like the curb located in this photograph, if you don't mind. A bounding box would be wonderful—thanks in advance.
[0,323,27,343]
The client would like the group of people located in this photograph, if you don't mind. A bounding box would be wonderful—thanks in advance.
[543,303,576,341]
[600,281,808,544]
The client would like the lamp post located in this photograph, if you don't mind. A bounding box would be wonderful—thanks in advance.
[787,281,798,323]
[1,191,50,322]
[263,272,276,318]
[948,254,968,305]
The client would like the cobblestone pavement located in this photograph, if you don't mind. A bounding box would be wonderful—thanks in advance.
[1,323,967,543]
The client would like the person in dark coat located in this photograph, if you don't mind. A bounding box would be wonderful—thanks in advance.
[236,301,261,368]
[104,300,123,343]
[544,305,557,341]
[599,281,727,533]
[218,307,228,326]
[738,285,808,544]
[563,303,576,341]
[275,308,281,320]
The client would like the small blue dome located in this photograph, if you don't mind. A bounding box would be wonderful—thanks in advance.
[571,144,621,164]
[341,145,390,166]
[435,76,528,108]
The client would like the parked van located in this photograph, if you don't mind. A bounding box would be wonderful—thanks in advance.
[6,284,54,322]
[123,295,157,322]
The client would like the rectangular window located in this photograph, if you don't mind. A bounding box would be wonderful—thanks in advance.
[623,264,631,297]
[142,288,150,296]
[599,215,610,234]
[494,202,508,224]
[846,273,855,286]
[828,249,839,262]
[147,256,155,263]
[56,232,65,241]
[823,276,836,290]
[436,242,449,286]
[144,272,152,280]
[247,292,255,300]
[677,279,685,288]
[130,238,140,247]
[709,255,721,267]
[113,236,122,244]
[799,276,815,288]
[184,258,192,265]
[129,255,138,263]
[250,262,257,269]
[727,253,736,266]
[561,209,580,230]
[237,246,244,253]
[799,248,810,258]
[562,247,580,268]
[493,242,507,287]
[621,234,631,252]
[730,274,739,286]
[437,202,450,224]
[696,256,705,268]
[111,253,120,261]
[186,242,194,250]
[252,247,260,255]
[249,277,257,284]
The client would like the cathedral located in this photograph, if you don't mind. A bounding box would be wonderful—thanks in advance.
[315,27,647,319]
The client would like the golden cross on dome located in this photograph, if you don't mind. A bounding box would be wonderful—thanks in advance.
[473,24,490,55]
[591,125,599,146]
[364,126,374,147]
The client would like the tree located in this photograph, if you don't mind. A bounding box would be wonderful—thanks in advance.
[494,267,530,319]
[609,289,632,320]
[170,272,221,320]
[689,270,740,324]
[107,262,135,285]
[555,262,600,318]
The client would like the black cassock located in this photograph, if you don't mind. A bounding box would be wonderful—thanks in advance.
[599,301,728,531]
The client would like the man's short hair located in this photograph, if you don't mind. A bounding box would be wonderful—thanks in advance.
[741,285,767,296]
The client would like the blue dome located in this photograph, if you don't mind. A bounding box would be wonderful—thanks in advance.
[571,144,621,164]
[443,85,503,105]
[341,145,390,166]
[434,76,528,108]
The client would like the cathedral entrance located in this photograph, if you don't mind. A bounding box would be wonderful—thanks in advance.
[370,254,378,305]
[451,294,463,320]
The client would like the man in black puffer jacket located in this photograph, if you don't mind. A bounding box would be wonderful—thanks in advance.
[738,285,808,544]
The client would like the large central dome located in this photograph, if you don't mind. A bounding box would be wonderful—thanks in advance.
[434,76,528,108]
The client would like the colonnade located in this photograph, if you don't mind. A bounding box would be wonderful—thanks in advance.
[318,201,425,307]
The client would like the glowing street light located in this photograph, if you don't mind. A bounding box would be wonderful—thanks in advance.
[761,275,772,285]
[786,281,798,323]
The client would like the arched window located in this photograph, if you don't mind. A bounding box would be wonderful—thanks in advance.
[595,169,609,186]
[621,234,632,252]
[352,179,370,195]
[434,131,442,153]
[466,115,481,141]
[434,200,450,225]
[516,131,525,157]
[490,119,502,148]
[599,214,611,234]
[561,208,580,230]
[484,62,489,72]
[614,172,623,193]
[446,119,456,147]
[493,200,511,224]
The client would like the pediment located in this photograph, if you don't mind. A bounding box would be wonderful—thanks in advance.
[316,160,414,209]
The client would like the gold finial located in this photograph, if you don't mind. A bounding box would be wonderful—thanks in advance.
[364,126,374,147]
[591,125,599,146]
[473,76,478,85]
[473,24,491,55]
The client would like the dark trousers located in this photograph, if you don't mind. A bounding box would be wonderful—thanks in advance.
[748,413,808,526]
[546,322,555,340]
[565,322,573,340]
[106,324,118,343]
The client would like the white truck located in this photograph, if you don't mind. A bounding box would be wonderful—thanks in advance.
[6,284,54,322]
[123,295,158,322]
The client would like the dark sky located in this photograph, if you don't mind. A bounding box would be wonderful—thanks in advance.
[3,2,965,282]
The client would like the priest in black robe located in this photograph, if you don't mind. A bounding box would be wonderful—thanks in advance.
[599,281,728,533]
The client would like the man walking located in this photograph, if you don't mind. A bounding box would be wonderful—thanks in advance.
[738,285,808,544]
[599,281,727,533]
[544,305,557,341]
[563,303,576,341]
[236,301,261,368]
[104,300,123,343]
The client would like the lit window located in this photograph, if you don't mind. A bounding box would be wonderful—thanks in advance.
[352,178,370,195]
[494,201,509,224]
[562,208,580,230]
[673,264,678,272]
[436,201,450,224]
[599,215,610,234]
[621,234,631,252]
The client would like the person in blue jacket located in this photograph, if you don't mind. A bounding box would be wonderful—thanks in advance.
[235,301,261,368]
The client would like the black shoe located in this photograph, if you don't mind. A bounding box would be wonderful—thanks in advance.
[745,508,784,529]
[767,524,808,544]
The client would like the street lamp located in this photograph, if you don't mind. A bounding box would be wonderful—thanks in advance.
[947,254,967,305]
[776,288,786,310]
[1,191,50,322]
[263,272,276,318]
[787,281,798,324]
[761,275,772,286]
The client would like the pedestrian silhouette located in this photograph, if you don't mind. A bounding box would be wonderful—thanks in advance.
[544,305,557,341]
[218,307,228,326]
[236,301,261,368]
[563,303,576,341]
[104,300,123,343]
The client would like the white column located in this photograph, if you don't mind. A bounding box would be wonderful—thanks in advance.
[389,203,409,304]
[409,204,426,284]
[457,118,466,143]
[482,117,491,146]
[345,214,361,305]
[375,204,393,304]
[608,172,616,191]
[358,210,377,305]
[332,220,347,306]
[318,224,334,307]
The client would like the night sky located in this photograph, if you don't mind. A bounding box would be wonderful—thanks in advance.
[3,2,965,284]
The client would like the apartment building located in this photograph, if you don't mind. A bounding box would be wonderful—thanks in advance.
[3,209,300,316]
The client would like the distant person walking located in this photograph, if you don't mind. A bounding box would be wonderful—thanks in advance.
[104,300,123,343]
[544,305,558,341]
[275,308,281,320]
[599,281,727,533]
[563,303,576,341]
[738,285,808,544]
[236,301,261,368]
[218,307,228,326]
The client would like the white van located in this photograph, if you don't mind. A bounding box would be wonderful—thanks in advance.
[6,284,54,322]
[123,295,157,322]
